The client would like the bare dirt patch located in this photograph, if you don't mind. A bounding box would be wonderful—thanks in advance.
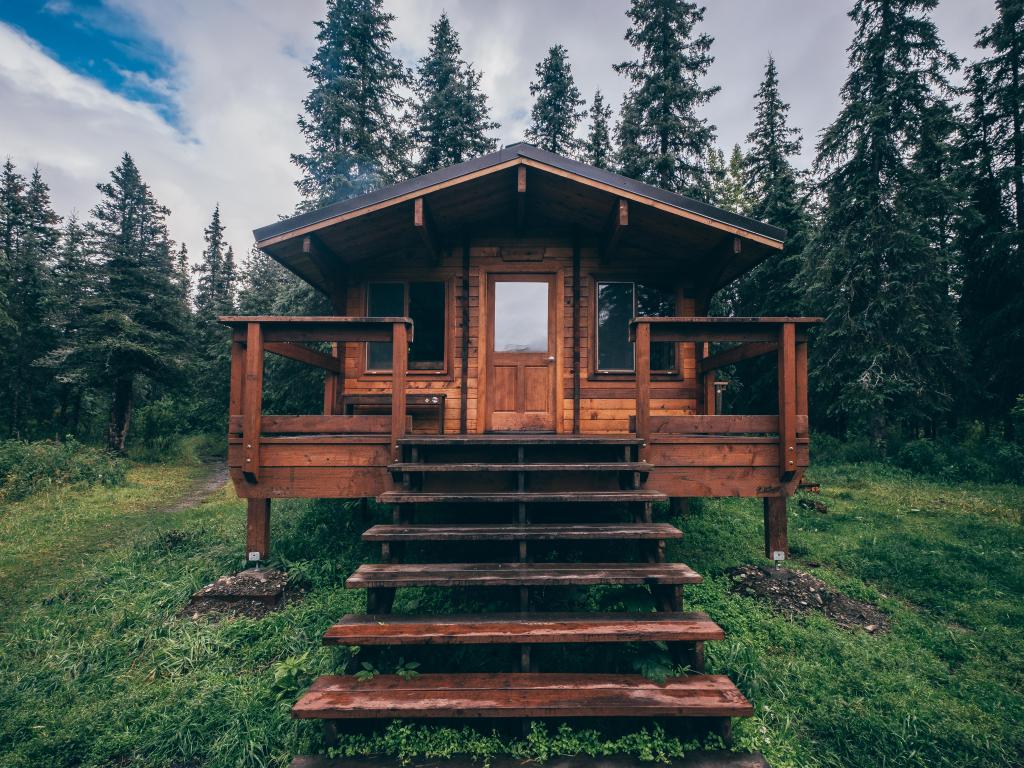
[183,567,289,620]
[727,564,889,633]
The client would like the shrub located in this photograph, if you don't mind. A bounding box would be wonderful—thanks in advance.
[894,438,949,476]
[0,438,128,502]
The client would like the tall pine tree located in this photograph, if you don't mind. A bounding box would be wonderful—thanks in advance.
[65,154,186,451]
[292,0,410,207]
[614,0,720,197]
[735,56,808,318]
[411,13,498,174]
[959,2,1024,430]
[0,163,60,437]
[526,45,586,156]
[583,89,614,169]
[805,0,962,438]
[193,205,235,318]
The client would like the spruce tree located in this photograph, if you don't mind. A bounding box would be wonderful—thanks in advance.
[735,56,808,318]
[708,144,749,214]
[47,214,92,437]
[67,153,186,451]
[614,0,720,197]
[583,89,614,168]
[411,13,498,174]
[292,0,410,207]
[526,45,586,156]
[193,205,234,318]
[1,166,60,437]
[806,0,962,438]
[173,243,191,309]
[961,2,1024,429]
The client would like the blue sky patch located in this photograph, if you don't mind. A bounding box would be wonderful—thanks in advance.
[0,0,180,125]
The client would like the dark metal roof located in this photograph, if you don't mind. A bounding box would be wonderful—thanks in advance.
[253,143,786,245]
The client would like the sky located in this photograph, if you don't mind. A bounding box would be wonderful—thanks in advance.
[0,0,998,264]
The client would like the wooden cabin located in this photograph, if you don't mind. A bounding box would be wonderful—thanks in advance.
[222,144,818,756]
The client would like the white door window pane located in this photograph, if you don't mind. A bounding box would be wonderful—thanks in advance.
[494,282,548,352]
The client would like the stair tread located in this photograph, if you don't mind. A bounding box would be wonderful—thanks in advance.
[292,672,752,719]
[398,435,643,445]
[323,611,723,645]
[389,462,653,472]
[363,523,682,542]
[291,752,770,768]
[346,562,701,588]
[378,490,667,503]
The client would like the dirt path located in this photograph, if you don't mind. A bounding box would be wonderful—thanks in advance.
[160,460,229,513]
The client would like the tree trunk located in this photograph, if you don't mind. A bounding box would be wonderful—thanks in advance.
[108,377,134,453]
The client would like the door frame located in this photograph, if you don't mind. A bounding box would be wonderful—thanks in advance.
[479,265,564,433]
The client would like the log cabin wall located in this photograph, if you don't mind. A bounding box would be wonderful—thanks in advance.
[333,234,701,435]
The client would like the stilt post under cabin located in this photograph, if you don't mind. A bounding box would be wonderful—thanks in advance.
[246,497,271,564]
[763,496,788,562]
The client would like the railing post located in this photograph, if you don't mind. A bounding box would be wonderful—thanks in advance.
[229,338,245,419]
[391,321,408,460]
[323,342,343,415]
[777,322,797,480]
[635,320,651,456]
[700,342,716,415]
[243,322,264,483]
[796,339,809,419]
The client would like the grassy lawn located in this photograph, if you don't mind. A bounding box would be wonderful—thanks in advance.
[1,457,1022,768]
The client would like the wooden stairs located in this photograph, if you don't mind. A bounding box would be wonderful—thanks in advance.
[292,434,755,757]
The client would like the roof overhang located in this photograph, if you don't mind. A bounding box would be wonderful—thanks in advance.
[255,143,785,299]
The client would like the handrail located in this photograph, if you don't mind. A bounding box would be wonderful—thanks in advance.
[221,316,414,481]
[629,316,820,479]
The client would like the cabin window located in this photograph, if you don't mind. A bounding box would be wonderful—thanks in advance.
[366,281,446,371]
[595,281,675,373]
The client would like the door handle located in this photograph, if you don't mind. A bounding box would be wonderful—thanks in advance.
[547,356,555,362]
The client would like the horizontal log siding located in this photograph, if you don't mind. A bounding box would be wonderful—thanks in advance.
[335,239,699,436]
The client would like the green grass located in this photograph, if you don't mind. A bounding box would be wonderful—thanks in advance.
[0,457,1022,767]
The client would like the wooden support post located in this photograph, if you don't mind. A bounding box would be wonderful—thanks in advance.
[669,497,690,518]
[600,199,628,262]
[229,340,245,419]
[414,197,441,266]
[322,342,344,415]
[571,233,581,434]
[391,321,408,461]
[516,166,527,233]
[459,239,470,434]
[635,321,651,458]
[242,322,263,483]
[700,343,716,415]
[796,340,809,419]
[778,323,797,479]
[246,498,271,563]
[763,496,788,562]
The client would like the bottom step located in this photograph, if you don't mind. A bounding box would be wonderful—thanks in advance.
[293,754,769,768]
[292,673,753,720]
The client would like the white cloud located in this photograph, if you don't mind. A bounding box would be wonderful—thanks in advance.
[0,0,998,269]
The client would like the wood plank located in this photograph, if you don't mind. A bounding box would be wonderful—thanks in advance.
[229,415,394,435]
[397,435,642,446]
[414,197,441,265]
[265,341,342,372]
[361,523,682,542]
[698,342,777,374]
[242,322,263,482]
[649,415,808,434]
[229,466,387,499]
[388,462,652,472]
[291,672,751,719]
[290,751,770,768]
[345,562,701,589]
[230,443,390,468]
[323,611,721,645]
[377,490,667,504]
[516,166,527,233]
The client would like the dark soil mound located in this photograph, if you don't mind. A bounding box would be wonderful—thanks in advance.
[183,567,288,620]
[727,564,889,634]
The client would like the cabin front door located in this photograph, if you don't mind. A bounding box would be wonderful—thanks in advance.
[485,273,558,432]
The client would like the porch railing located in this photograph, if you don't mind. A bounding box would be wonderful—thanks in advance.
[629,317,821,481]
[220,316,413,481]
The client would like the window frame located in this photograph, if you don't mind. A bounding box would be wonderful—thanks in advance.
[591,278,681,379]
[363,278,451,377]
